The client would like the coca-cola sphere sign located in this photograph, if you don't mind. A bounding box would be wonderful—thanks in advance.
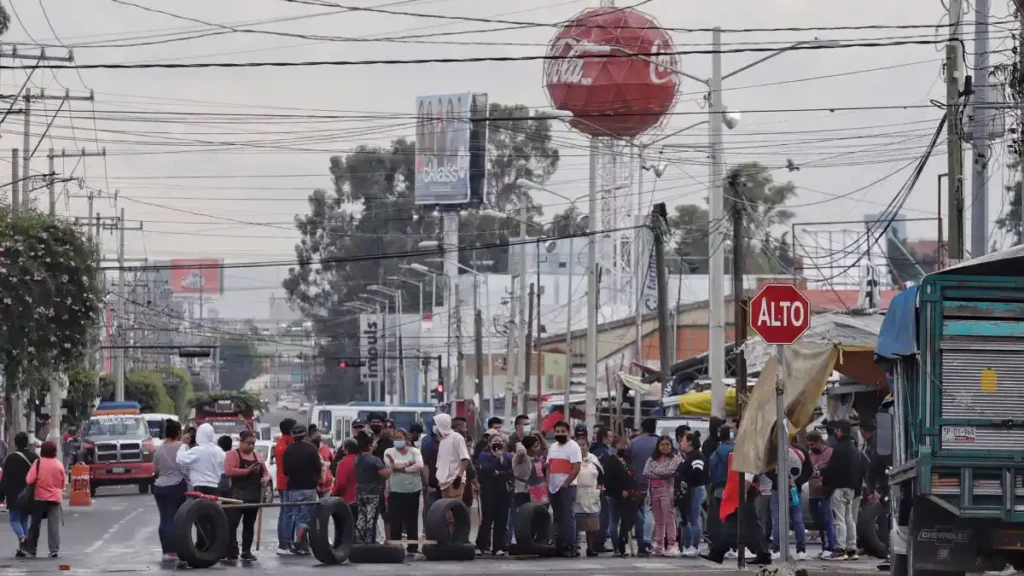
[544,7,680,139]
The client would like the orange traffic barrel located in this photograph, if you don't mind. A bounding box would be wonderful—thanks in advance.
[69,462,92,507]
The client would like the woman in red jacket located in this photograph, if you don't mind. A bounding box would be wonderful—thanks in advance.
[331,438,359,504]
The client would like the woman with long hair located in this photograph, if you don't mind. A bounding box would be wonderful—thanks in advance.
[224,430,270,561]
[600,435,637,557]
[676,431,707,557]
[643,435,683,557]
[0,432,39,555]
[23,441,65,558]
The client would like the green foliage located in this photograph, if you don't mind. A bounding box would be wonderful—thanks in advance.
[66,367,98,426]
[0,3,8,37]
[0,210,100,393]
[283,103,560,402]
[100,371,175,414]
[669,162,797,275]
[188,390,262,413]
[160,367,194,420]
[219,337,262,391]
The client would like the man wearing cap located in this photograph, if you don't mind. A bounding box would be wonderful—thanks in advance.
[282,425,323,556]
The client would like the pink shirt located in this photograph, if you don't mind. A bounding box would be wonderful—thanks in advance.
[26,457,66,503]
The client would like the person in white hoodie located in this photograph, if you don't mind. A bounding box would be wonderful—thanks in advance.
[177,423,227,497]
[433,414,470,499]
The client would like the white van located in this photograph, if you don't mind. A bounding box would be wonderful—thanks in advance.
[143,413,180,448]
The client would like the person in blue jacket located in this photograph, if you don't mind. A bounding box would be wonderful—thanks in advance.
[474,432,514,556]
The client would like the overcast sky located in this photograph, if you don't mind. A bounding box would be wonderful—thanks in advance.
[2,0,1013,317]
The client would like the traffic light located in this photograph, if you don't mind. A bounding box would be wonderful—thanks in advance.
[433,383,445,404]
[337,359,364,369]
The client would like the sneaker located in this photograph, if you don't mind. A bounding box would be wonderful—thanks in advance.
[276,544,292,556]
[982,564,1017,576]
[846,549,860,561]
[48,552,58,559]
[240,552,257,562]
[818,550,833,560]
[15,548,26,558]
[724,549,738,559]
[754,552,773,565]
[682,547,699,558]
[829,551,850,561]
[494,550,507,557]
[664,545,681,558]
[160,553,177,562]
[475,548,484,556]
[796,551,807,561]
[771,551,781,560]
[290,546,311,557]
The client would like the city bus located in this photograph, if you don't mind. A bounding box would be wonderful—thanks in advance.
[308,402,438,447]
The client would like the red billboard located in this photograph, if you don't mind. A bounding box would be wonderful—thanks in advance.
[169,258,223,296]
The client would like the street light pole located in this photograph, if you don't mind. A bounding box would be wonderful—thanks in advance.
[708,27,727,421]
[586,137,599,429]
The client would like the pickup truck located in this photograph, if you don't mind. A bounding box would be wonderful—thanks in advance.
[80,402,156,495]
[876,247,1024,575]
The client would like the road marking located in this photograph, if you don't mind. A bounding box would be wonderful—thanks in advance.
[84,507,143,554]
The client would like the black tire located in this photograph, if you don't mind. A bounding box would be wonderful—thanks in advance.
[172,498,230,569]
[421,542,476,561]
[513,502,553,554]
[858,499,889,559]
[424,498,471,544]
[348,544,407,564]
[508,541,556,557]
[308,497,355,566]
[138,482,151,495]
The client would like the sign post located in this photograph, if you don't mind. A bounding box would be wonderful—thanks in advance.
[748,284,811,563]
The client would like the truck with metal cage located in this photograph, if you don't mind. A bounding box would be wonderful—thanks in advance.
[876,248,1024,575]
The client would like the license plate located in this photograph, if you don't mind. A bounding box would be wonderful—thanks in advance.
[111,467,126,474]
[941,426,976,443]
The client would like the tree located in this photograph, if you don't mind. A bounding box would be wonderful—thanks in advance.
[65,368,98,427]
[160,367,194,420]
[284,103,561,402]
[218,338,262,391]
[0,210,100,398]
[0,3,9,38]
[99,371,175,414]
[669,162,797,275]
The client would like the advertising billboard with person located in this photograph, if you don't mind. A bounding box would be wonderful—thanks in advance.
[414,93,488,206]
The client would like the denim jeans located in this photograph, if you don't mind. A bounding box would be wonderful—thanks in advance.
[9,507,30,541]
[549,486,577,550]
[153,481,187,553]
[634,492,654,546]
[290,489,319,535]
[605,495,618,542]
[599,494,611,545]
[277,490,294,548]
[770,489,806,553]
[684,485,706,549]
[809,497,834,551]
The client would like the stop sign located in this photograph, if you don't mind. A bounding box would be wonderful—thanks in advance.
[749,284,811,345]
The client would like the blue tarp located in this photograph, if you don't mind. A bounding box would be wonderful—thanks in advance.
[874,285,918,361]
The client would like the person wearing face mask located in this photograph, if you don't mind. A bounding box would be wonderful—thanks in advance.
[369,414,393,460]
[383,429,424,555]
[600,435,637,558]
[643,436,683,557]
[574,435,604,557]
[546,421,582,557]
[308,425,334,464]
[475,433,513,556]
[806,431,835,558]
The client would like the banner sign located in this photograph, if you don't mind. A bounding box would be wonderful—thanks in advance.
[359,314,383,388]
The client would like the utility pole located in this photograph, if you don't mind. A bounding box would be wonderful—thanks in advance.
[47,149,106,216]
[730,177,749,569]
[454,284,463,403]
[633,148,646,431]
[563,233,574,424]
[474,287,484,418]
[535,243,543,423]
[947,0,966,263]
[117,208,126,402]
[708,26,728,420]
[503,279,517,422]
[971,0,991,258]
[516,200,528,414]
[11,149,20,213]
[585,138,599,429]
[525,283,537,424]
[22,89,31,202]
[652,204,673,378]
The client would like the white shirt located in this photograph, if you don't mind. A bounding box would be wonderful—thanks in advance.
[436,431,470,489]
[546,440,582,493]
[175,423,226,489]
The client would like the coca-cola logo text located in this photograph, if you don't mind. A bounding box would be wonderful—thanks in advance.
[545,37,591,86]
[648,39,678,84]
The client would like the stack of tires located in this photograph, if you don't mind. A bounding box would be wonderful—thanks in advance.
[172,496,355,568]
[509,502,556,557]
[420,498,476,561]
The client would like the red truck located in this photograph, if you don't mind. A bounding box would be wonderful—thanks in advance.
[80,401,156,496]
[194,397,255,439]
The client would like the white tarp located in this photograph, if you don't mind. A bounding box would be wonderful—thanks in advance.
[741,312,884,373]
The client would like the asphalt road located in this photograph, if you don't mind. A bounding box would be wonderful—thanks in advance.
[0,483,884,575]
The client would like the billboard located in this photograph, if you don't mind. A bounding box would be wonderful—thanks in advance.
[169,258,223,296]
[414,92,488,206]
[359,313,383,389]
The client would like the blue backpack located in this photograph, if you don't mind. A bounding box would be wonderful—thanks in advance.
[709,443,734,487]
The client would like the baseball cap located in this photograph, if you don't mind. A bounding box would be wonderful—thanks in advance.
[291,424,308,439]
[574,424,588,438]
[351,419,366,429]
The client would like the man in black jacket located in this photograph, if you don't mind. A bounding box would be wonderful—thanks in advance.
[282,425,322,555]
[822,420,865,560]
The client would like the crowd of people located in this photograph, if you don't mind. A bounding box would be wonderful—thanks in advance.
[0,407,881,566]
